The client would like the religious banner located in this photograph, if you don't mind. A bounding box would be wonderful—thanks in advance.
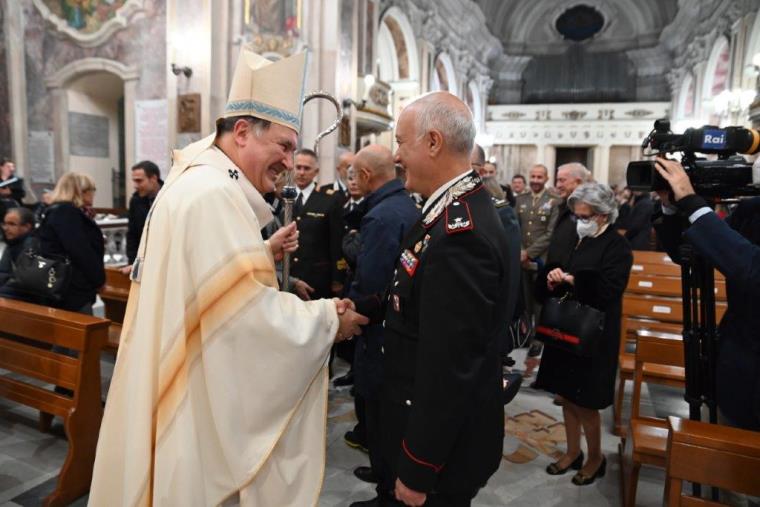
[135,99,169,176]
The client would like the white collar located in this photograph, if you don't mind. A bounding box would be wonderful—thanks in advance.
[334,180,347,192]
[422,170,471,214]
[298,181,316,203]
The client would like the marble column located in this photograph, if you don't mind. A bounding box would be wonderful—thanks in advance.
[303,0,341,183]
[4,0,28,176]
[592,144,611,185]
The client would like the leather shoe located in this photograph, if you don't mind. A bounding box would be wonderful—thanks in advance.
[546,451,584,475]
[344,430,368,453]
[333,370,354,387]
[572,456,606,485]
[353,466,378,483]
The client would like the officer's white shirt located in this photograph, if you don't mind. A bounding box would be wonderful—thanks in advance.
[297,181,316,205]
[422,170,471,214]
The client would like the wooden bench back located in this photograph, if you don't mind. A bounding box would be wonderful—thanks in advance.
[0,297,110,506]
[100,266,130,325]
[631,331,685,421]
[626,274,727,301]
[0,298,108,418]
[667,416,760,505]
[633,251,676,266]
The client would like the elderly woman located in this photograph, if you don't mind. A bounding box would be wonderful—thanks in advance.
[534,182,632,485]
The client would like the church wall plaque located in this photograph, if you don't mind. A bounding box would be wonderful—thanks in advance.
[178,93,201,133]
[68,112,110,158]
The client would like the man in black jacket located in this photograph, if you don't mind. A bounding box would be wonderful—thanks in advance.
[319,149,354,205]
[378,92,515,507]
[126,161,162,266]
[289,148,347,298]
[0,208,35,286]
[623,191,654,250]
[654,158,760,432]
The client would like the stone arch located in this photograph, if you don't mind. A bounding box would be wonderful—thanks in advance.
[45,58,140,89]
[467,80,482,128]
[745,9,760,71]
[677,73,695,119]
[702,36,730,101]
[45,58,139,196]
[432,52,458,96]
[379,6,420,82]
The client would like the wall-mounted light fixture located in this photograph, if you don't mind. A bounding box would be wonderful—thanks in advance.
[171,63,193,78]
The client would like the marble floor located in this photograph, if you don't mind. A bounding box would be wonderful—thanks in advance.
[0,345,690,507]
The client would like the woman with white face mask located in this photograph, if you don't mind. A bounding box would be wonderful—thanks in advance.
[533,182,633,486]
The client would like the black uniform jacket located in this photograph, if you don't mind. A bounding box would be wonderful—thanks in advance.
[288,187,346,298]
[381,172,513,495]
[319,181,348,206]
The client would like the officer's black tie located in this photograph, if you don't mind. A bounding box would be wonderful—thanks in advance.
[294,192,304,216]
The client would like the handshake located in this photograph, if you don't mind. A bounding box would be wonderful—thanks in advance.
[333,298,369,342]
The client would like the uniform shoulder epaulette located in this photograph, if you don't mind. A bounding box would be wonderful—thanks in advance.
[325,188,335,195]
[445,200,473,234]
[494,198,509,208]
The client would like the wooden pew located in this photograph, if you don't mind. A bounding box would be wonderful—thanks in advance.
[99,266,131,352]
[633,251,676,266]
[666,416,760,506]
[621,330,685,507]
[0,298,109,506]
[614,265,728,436]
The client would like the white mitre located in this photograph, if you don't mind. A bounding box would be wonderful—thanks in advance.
[220,46,308,133]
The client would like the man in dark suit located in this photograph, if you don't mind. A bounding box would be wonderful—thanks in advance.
[319,149,354,205]
[125,160,163,266]
[346,144,420,495]
[289,148,347,298]
[360,92,515,507]
[623,191,654,250]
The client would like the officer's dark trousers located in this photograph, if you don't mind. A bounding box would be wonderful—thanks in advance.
[365,395,386,493]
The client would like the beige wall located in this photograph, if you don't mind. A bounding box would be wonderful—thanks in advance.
[493,144,538,183]
[609,145,642,189]
[65,72,124,208]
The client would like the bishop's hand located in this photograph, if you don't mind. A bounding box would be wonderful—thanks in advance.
[268,222,299,262]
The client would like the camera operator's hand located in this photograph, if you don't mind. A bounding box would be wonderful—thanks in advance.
[654,159,696,201]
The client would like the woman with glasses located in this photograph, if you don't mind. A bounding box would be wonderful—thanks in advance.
[534,182,632,485]
[35,172,105,314]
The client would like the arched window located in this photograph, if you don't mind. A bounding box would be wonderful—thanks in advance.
[377,7,419,83]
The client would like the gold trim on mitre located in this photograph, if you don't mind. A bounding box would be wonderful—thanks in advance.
[221,47,307,133]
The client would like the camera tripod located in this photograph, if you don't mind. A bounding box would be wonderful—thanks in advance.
[679,243,719,500]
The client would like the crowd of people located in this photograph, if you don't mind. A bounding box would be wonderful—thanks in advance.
[0,126,662,502]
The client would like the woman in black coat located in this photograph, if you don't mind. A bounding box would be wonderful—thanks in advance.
[534,182,632,485]
[36,172,105,313]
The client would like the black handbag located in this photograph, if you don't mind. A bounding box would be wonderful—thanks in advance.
[535,293,605,357]
[9,205,71,301]
[11,249,71,301]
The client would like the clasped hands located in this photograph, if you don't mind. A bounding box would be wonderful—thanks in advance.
[547,267,574,290]
[333,298,369,342]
